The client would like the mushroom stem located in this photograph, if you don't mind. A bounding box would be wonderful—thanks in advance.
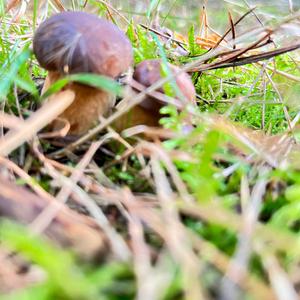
[113,59,196,132]
[42,72,116,135]
[113,104,161,132]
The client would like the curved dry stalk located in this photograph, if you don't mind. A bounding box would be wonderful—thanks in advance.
[0,90,75,157]
[257,245,298,300]
[220,166,269,300]
[150,156,207,300]
[0,112,24,130]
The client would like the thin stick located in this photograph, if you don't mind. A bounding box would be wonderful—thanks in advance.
[0,90,75,156]
[212,7,257,50]
[228,11,236,50]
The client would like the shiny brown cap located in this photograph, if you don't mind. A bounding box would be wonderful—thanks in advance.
[133,59,196,111]
[33,11,133,78]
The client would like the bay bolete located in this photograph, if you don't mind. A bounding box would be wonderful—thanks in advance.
[33,11,133,135]
[114,59,196,130]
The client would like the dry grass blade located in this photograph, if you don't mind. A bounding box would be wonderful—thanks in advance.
[137,142,193,203]
[190,30,273,72]
[0,90,75,157]
[209,115,293,167]
[124,191,155,300]
[263,63,300,82]
[0,156,60,200]
[139,23,188,46]
[0,112,24,130]
[189,231,275,299]
[259,250,298,300]
[212,7,257,50]
[220,166,269,300]
[228,11,236,50]
[95,0,130,25]
[198,42,300,71]
[52,0,66,11]
[151,156,206,300]
[5,0,21,12]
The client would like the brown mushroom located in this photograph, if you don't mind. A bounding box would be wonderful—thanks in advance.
[33,11,133,135]
[114,59,196,131]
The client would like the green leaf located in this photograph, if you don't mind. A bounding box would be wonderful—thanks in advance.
[40,77,69,100]
[188,25,195,56]
[15,76,39,97]
[2,285,52,300]
[41,73,122,100]
[126,19,136,44]
[0,0,4,16]
[146,0,161,18]
[0,47,31,100]
[33,0,39,31]
[68,73,122,95]
[136,26,158,63]
[271,202,300,228]
[285,184,300,202]
[151,32,183,100]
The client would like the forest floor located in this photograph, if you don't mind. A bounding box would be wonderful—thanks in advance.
[1,1,300,299]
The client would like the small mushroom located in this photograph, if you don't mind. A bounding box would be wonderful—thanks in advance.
[114,59,196,130]
[33,11,133,135]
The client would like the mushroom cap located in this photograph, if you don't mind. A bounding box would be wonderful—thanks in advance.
[33,11,133,78]
[133,59,196,111]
